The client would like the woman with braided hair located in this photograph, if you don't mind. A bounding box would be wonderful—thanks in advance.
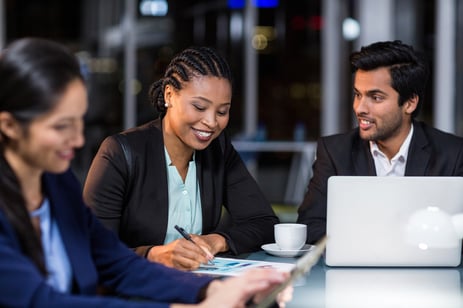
[83,46,279,270]
[0,38,290,307]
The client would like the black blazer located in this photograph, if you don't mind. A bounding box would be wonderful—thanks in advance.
[83,118,278,256]
[297,121,463,244]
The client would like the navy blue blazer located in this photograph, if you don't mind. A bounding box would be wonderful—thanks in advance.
[83,118,278,257]
[297,121,463,244]
[0,169,213,307]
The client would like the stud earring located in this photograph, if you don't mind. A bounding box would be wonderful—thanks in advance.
[164,102,169,108]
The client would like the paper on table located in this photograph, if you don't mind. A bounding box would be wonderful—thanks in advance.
[192,257,295,276]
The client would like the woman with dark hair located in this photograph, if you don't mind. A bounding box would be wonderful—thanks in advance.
[0,38,288,307]
[83,46,278,270]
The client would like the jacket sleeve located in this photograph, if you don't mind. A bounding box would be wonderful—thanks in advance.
[83,135,159,257]
[217,133,280,254]
[0,169,214,307]
[0,208,212,308]
[296,138,333,244]
[83,135,128,234]
[84,199,215,305]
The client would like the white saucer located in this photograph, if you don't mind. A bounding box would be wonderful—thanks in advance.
[261,243,315,258]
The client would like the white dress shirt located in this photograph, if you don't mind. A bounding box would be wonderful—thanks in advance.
[370,125,414,177]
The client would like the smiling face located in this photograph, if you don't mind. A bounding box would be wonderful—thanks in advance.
[353,67,417,153]
[1,79,88,176]
[162,76,231,152]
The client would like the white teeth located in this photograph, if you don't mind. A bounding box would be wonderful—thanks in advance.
[197,131,212,138]
[361,119,371,124]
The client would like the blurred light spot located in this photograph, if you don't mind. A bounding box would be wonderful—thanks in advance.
[89,58,118,74]
[252,26,276,51]
[343,18,360,41]
[252,34,268,50]
[228,0,279,9]
[308,15,323,31]
[140,0,168,16]
[230,12,243,42]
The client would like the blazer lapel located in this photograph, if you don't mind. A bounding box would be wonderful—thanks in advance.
[195,151,215,231]
[404,122,431,175]
[150,119,170,241]
[352,135,377,176]
[43,172,95,294]
[195,139,224,233]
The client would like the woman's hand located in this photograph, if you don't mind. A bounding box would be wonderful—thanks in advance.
[145,233,228,270]
[192,233,228,255]
[197,268,291,308]
[171,268,292,308]
[146,239,211,270]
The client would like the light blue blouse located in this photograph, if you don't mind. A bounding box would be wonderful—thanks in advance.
[163,147,203,244]
[30,198,72,293]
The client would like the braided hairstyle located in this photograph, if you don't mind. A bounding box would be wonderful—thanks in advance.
[350,40,429,118]
[0,38,83,275]
[148,46,232,115]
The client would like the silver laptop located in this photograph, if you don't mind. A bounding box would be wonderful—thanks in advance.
[325,268,462,307]
[325,176,463,267]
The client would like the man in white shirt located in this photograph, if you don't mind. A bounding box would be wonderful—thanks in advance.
[297,40,463,244]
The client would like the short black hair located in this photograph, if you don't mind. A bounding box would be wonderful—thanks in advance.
[350,40,429,118]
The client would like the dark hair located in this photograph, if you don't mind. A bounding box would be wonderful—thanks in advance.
[0,38,83,275]
[350,40,429,118]
[148,46,232,114]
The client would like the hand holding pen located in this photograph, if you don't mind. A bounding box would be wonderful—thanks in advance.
[174,225,215,265]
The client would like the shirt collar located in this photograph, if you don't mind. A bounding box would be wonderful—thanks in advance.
[370,123,414,162]
[164,147,196,166]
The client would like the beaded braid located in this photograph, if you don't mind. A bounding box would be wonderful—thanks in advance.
[148,46,232,114]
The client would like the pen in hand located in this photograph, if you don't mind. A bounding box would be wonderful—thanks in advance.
[174,225,215,265]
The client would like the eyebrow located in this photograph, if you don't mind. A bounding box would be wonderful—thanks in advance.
[192,96,231,106]
[353,87,388,97]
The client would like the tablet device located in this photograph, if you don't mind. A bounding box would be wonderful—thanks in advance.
[251,236,327,308]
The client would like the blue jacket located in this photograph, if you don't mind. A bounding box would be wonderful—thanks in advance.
[0,169,213,307]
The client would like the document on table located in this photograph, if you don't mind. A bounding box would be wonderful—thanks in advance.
[193,257,295,276]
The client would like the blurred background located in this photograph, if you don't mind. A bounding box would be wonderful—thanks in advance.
[2,0,463,214]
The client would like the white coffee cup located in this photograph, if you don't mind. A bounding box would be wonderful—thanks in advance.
[274,223,307,251]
